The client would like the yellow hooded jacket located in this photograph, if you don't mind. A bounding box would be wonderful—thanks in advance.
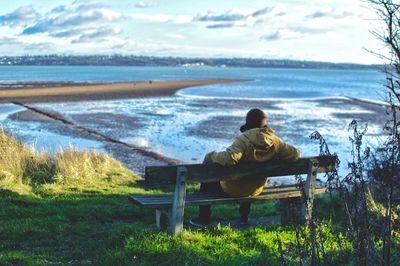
[203,127,300,197]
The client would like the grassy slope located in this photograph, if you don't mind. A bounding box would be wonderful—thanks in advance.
[2,183,350,266]
[0,129,376,265]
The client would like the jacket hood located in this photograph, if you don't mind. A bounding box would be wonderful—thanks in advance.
[239,127,275,150]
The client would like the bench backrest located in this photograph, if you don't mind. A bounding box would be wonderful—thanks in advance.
[145,155,337,187]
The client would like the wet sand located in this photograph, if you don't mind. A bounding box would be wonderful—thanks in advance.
[0,79,249,103]
[188,98,389,142]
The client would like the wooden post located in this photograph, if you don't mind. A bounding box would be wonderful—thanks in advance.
[303,159,319,223]
[170,166,187,235]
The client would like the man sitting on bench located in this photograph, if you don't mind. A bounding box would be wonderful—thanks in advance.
[189,108,301,227]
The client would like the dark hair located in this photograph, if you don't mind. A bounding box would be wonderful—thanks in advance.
[240,108,267,132]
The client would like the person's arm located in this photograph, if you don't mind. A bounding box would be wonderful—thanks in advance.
[203,138,246,166]
[275,137,300,162]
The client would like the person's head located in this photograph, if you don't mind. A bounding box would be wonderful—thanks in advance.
[240,108,267,132]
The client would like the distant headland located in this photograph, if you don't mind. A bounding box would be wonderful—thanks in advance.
[0,55,381,70]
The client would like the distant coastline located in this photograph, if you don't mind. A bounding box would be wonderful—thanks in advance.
[0,55,382,70]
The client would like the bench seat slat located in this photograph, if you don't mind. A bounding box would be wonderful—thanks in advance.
[136,184,321,200]
[137,187,309,201]
[129,186,327,208]
[134,185,304,201]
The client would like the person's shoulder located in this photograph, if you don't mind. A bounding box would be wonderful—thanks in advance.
[261,127,275,134]
[239,127,277,147]
[261,127,282,146]
[257,127,277,139]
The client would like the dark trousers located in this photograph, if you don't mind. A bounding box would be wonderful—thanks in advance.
[198,182,251,222]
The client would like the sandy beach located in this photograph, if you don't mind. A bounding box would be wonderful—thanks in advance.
[0,79,248,103]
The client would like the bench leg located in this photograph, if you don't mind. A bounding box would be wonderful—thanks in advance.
[280,160,319,225]
[156,208,171,231]
[170,166,187,235]
[303,159,319,224]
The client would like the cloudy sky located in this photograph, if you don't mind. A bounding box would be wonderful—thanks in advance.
[0,0,384,64]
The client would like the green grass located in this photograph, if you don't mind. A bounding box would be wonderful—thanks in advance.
[0,129,393,265]
[0,186,351,266]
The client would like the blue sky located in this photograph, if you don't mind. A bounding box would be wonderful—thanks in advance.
[0,0,383,64]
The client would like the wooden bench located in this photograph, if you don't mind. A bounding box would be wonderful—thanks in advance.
[128,156,337,235]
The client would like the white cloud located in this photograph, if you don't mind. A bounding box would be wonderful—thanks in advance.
[195,5,286,29]
[71,27,122,43]
[130,6,286,30]
[12,2,125,47]
[22,3,122,35]
[194,8,254,22]
[164,33,185,39]
[262,29,303,41]
[306,7,354,19]
[131,13,192,24]
[135,1,157,8]
[0,6,40,28]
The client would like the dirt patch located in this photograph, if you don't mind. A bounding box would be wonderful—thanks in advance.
[70,112,144,139]
[187,98,283,111]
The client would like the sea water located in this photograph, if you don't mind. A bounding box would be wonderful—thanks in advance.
[0,66,385,102]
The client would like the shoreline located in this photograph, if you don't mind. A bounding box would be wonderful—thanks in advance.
[0,79,250,103]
